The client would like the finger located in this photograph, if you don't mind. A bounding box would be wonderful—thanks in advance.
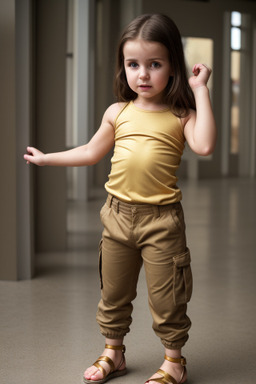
[24,154,32,163]
[27,146,34,154]
[192,64,202,75]
[192,64,198,73]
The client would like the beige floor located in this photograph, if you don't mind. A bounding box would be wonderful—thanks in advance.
[1,178,256,384]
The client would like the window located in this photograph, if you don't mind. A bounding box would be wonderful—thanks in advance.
[230,11,242,154]
[182,37,214,96]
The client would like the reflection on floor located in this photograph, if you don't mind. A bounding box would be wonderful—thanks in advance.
[1,179,256,384]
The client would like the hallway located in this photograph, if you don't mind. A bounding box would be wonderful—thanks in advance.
[1,178,256,384]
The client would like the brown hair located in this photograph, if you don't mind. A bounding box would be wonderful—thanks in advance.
[114,13,196,116]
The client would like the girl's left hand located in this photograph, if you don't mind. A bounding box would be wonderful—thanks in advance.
[189,63,212,90]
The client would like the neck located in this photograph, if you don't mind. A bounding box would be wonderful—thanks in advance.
[133,99,169,111]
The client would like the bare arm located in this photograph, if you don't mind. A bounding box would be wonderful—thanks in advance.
[183,64,217,156]
[24,104,120,166]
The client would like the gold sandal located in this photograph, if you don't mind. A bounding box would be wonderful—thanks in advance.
[83,344,127,384]
[145,355,187,384]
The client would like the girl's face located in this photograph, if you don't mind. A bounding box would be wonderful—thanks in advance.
[123,39,172,105]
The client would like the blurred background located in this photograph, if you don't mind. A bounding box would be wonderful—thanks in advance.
[1,2,256,384]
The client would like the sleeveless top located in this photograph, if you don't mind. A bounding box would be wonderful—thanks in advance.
[105,101,185,205]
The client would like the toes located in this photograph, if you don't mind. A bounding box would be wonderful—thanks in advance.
[90,372,102,381]
[84,367,101,380]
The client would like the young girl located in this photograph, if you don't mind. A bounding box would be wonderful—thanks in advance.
[24,13,216,384]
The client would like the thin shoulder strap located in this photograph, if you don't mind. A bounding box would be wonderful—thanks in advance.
[114,102,130,127]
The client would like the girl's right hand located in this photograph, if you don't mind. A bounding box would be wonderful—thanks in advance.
[24,146,45,166]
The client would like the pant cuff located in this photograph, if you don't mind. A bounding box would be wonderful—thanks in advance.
[100,329,129,340]
[161,334,189,350]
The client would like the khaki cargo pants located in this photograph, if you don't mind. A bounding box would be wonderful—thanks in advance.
[96,194,192,350]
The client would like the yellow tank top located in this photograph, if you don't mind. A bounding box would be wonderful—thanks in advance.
[105,101,185,205]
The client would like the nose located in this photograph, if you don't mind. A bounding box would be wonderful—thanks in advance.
[139,66,149,80]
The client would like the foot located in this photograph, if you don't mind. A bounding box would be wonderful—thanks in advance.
[145,359,187,384]
[84,346,126,382]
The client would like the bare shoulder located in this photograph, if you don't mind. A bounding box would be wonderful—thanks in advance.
[103,102,128,126]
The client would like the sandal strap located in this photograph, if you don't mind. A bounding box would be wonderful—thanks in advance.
[105,344,126,353]
[164,355,186,366]
[93,355,115,378]
[145,356,187,384]
[145,369,178,384]
[105,344,126,371]
[92,344,126,378]
[92,361,106,378]
[91,345,126,380]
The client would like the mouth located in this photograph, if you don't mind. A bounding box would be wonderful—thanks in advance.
[139,85,152,90]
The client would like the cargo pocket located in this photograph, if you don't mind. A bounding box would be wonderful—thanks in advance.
[173,248,193,306]
[98,239,103,289]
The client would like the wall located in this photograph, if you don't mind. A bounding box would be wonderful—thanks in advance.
[0,0,17,280]
[35,0,67,252]
[0,0,34,280]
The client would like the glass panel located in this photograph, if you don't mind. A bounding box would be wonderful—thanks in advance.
[231,11,241,27]
[230,51,240,154]
[231,27,241,50]
[182,37,214,95]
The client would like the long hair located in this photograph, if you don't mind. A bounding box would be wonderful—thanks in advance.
[114,13,196,117]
